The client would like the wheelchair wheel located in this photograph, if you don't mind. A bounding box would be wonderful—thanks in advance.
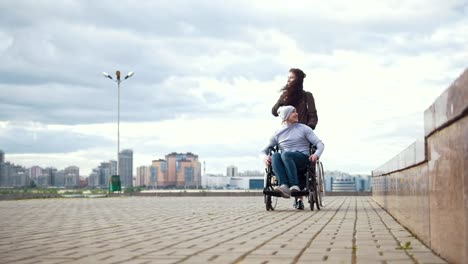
[308,188,320,210]
[308,176,320,211]
[314,187,321,210]
[306,167,315,211]
[264,166,278,211]
[265,195,272,211]
[265,194,277,211]
[308,190,315,211]
[316,161,325,208]
[307,182,317,211]
[313,188,321,211]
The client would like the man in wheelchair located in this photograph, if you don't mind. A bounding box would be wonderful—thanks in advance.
[262,105,324,208]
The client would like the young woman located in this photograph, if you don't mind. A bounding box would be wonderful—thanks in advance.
[271,68,318,130]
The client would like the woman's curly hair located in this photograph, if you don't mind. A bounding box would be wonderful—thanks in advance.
[281,68,306,105]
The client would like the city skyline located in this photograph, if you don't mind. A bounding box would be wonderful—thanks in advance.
[1,148,367,179]
[2,147,372,191]
[1,146,244,179]
[0,149,262,178]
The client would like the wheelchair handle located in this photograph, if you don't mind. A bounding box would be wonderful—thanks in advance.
[268,145,279,155]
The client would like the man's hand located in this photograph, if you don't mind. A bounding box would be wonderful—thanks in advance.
[309,154,318,163]
[264,155,271,166]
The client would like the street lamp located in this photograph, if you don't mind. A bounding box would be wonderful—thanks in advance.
[102,70,134,192]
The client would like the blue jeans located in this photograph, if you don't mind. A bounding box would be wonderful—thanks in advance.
[271,151,309,187]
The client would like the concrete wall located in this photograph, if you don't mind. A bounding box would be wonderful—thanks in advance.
[372,69,468,264]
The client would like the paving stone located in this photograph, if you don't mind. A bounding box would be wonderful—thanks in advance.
[325,255,353,262]
[0,196,446,264]
[385,260,416,264]
[410,252,447,263]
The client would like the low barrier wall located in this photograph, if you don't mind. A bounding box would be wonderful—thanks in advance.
[372,69,468,264]
[0,193,63,200]
[133,191,372,197]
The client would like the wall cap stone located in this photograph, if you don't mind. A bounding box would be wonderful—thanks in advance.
[424,69,468,136]
[372,138,425,176]
[373,68,467,176]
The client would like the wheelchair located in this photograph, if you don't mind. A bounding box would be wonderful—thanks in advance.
[263,146,325,211]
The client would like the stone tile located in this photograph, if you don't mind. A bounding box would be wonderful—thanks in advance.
[385,261,415,264]
[411,252,448,264]
[0,196,447,264]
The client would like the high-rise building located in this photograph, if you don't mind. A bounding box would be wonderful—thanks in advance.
[99,162,111,186]
[0,159,28,187]
[88,168,100,187]
[148,166,157,189]
[136,166,151,187]
[119,149,133,188]
[0,150,4,186]
[63,166,80,187]
[29,166,43,184]
[147,153,201,188]
[110,160,117,176]
[9,164,28,187]
[88,160,117,188]
[54,170,65,187]
[64,166,79,176]
[43,167,57,186]
[36,174,49,186]
[65,174,80,187]
[151,159,166,188]
[226,166,238,177]
[163,152,201,188]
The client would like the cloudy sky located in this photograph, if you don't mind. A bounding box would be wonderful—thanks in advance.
[0,0,467,176]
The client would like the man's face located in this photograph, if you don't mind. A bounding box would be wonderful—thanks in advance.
[287,109,299,123]
[287,72,296,87]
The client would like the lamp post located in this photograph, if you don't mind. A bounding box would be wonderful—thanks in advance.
[102,70,134,192]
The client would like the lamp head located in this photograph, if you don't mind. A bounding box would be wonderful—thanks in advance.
[125,71,134,79]
[102,72,113,80]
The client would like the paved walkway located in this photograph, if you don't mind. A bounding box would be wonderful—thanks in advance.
[0,196,446,264]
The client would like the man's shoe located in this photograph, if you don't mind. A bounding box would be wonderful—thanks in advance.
[297,199,304,210]
[274,184,291,198]
[290,185,300,192]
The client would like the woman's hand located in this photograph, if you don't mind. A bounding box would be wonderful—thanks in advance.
[264,155,271,166]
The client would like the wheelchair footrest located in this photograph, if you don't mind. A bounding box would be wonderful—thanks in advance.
[291,190,309,196]
[263,189,309,197]
[263,190,283,197]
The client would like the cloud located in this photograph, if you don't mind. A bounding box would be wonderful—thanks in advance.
[0,0,467,175]
[0,122,113,153]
